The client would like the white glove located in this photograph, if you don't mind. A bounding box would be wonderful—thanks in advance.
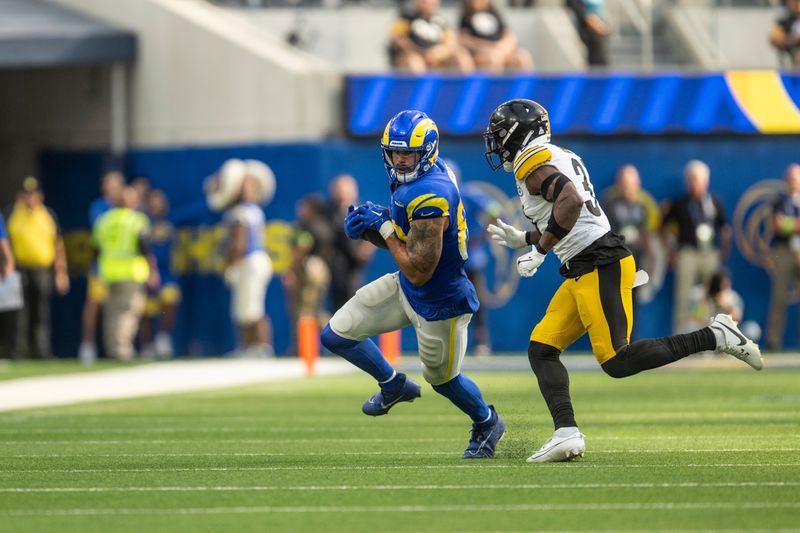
[517,247,547,278]
[487,218,528,249]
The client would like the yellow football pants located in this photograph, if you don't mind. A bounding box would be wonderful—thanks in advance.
[531,255,636,364]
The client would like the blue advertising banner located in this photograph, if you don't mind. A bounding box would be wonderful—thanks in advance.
[40,135,800,357]
[347,71,800,137]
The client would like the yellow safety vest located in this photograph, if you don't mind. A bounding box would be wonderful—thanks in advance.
[93,208,150,283]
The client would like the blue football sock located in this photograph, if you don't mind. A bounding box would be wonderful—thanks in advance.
[432,374,491,424]
[320,325,395,383]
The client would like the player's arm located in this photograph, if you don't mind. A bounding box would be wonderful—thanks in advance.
[523,164,584,253]
[384,217,446,286]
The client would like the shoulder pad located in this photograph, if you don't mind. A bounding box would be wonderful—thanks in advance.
[513,144,553,181]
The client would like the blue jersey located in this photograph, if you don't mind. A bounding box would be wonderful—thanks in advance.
[149,218,176,284]
[389,159,479,321]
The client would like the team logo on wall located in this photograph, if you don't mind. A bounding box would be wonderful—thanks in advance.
[733,179,784,273]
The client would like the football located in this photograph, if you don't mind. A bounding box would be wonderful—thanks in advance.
[363,228,388,249]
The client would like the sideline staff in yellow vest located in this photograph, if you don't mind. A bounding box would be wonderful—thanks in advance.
[5,177,70,359]
[93,187,159,361]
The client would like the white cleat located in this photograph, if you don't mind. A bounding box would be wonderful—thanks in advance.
[527,427,586,463]
[709,313,763,371]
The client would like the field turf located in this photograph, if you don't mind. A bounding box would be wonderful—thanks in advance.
[1,366,799,532]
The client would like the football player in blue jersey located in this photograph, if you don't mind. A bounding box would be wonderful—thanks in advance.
[320,110,505,459]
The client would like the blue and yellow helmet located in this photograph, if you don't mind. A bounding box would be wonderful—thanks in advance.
[381,110,439,184]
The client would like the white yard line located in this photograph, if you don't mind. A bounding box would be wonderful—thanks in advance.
[0,359,354,412]
[0,481,797,493]
[3,463,800,474]
[2,501,799,517]
[3,449,800,458]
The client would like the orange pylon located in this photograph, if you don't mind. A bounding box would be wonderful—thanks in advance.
[379,330,401,366]
[298,317,320,375]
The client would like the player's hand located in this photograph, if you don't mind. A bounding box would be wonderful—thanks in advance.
[487,219,527,249]
[344,205,367,240]
[517,248,546,278]
[362,201,395,241]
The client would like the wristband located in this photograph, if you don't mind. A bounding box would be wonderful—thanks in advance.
[378,220,395,241]
[535,243,547,255]
[525,231,536,246]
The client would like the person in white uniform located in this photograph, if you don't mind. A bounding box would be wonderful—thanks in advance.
[482,99,763,463]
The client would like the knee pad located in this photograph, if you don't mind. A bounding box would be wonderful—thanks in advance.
[421,362,449,386]
[600,346,629,379]
[320,324,357,352]
[328,304,360,340]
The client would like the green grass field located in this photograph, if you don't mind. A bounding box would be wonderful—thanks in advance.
[1,366,799,532]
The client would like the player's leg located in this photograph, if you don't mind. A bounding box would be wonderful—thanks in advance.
[526,281,587,463]
[321,272,418,415]
[410,309,505,458]
[578,256,761,378]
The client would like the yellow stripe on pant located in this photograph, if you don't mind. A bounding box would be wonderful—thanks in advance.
[531,255,636,364]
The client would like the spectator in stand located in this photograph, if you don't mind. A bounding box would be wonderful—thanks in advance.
[93,187,157,361]
[80,170,125,363]
[603,165,660,279]
[0,211,17,357]
[766,163,800,351]
[662,160,731,334]
[769,0,800,69]
[6,177,70,359]
[139,190,180,359]
[389,0,474,73]
[283,194,334,352]
[566,0,611,67]
[459,0,534,72]
[327,174,374,311]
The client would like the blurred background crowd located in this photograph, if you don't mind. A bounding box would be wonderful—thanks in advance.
[1,157,798,360]
[0,0,799,359]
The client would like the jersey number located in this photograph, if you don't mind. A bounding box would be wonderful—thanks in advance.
[571,158,602,217]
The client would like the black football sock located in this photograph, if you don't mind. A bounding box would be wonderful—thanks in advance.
[602,328,717,378]
[528,341,577,430]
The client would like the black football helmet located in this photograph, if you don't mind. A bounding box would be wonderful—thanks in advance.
[484,99,551,171]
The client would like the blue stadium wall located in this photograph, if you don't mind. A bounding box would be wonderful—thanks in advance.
[40,135,799,356]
